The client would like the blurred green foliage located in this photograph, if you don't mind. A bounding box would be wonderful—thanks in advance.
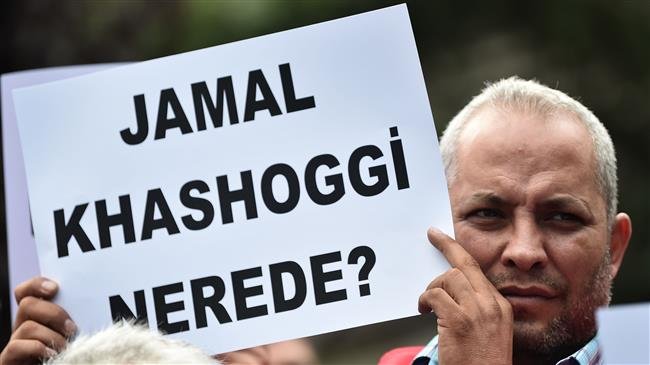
[2,0,648,363]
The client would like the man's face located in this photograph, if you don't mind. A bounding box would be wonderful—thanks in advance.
[448,107,614,354]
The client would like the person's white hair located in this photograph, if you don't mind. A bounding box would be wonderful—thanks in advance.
[439,76,618,225]
[44,321,220,364]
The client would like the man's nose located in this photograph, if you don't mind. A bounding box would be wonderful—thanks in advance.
[500,216,548,271]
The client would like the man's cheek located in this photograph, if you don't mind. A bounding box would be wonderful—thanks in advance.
[456,230,503,268]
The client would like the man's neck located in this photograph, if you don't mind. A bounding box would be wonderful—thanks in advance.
[513,352,561,365]
[512,343,584,365]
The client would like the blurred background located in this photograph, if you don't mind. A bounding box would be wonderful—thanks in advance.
[1,0,648,363]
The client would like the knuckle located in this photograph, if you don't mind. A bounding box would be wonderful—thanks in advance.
[50,304,65,319]
[418,290,428,302]
[460,256,480,270]
[426,277,439,290]
[15,277,41,300]
[417,293,427,306]
[31,341,48,357]
[16,297,37,322]
[420,288,443,306]
[490,297,502,312]
[2,342,16,355]
[430,287,446,298]
[15,320,40,338]
[487,300,503,320]
[453,311,473,333]
[4,340,40,361]
[14,282,28,300]
[499,298,513,318]
[1,343,17,361]
[52,307,70,327]
[418,293,432,312]
[19,295,38,309]
[448,267,463,279]
[481,296,511,321]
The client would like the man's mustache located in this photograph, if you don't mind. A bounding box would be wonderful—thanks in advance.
[488,271,568,294]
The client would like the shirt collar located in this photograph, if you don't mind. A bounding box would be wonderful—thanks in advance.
[411,335,438,365]
[411,335,601,365]
[557,335,602,365]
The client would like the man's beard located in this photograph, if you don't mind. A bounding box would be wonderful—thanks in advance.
[488,251,612,356]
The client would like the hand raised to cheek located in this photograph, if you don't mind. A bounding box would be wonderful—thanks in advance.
[418,228,513,365]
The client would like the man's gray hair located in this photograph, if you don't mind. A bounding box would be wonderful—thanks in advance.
[439,76,618,224]
[45,321,220,364]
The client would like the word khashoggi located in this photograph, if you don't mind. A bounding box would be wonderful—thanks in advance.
[53,127,410,258]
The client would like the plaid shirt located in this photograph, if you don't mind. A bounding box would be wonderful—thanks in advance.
[412,335,602,365]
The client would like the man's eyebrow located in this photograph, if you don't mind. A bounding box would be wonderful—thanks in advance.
[541,195,593,215]
[467,191,509,206]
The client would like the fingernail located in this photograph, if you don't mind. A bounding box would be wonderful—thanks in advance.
[45,347,58,358]
[41,280,57,293]
[64,319,78,336]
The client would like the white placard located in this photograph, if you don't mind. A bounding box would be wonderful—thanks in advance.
[13,5,452,353]
[597,303,650,365]
[2,64,125,320]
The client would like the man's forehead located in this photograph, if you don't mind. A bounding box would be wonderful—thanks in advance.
[456,106,594,165]
[460,104,586,140]
[449,105,605,211]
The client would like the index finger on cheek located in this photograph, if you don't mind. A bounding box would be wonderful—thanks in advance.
[427,228,473,267]
[427,227,492,292]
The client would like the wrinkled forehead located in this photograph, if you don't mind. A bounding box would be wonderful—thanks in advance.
[456,106,597,174]
[452,108,598,193]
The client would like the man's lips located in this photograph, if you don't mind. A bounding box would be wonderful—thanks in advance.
[497,285,561,315]
[498,285,557,299]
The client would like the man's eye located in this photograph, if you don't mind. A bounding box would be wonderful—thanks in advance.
[471,209,503,219]
[549,212,581,222]
[545,212,585,229]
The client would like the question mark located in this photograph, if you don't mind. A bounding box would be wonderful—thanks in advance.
[347,246,376,296]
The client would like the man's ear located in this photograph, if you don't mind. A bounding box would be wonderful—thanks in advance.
[609,213,632,279]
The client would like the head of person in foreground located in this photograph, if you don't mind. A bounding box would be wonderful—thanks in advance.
[438,76,632,361]
[44,321,220,364]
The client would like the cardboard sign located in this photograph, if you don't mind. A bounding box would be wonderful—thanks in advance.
[1,64,124,320]
[597,303,650,364]
[13,5,453,353]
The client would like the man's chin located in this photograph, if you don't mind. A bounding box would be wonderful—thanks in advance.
[512,314,595,357]
[513,320,568,356]
[513,319,551,344]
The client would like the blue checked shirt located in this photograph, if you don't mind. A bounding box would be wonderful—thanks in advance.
[412,335,602,365]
